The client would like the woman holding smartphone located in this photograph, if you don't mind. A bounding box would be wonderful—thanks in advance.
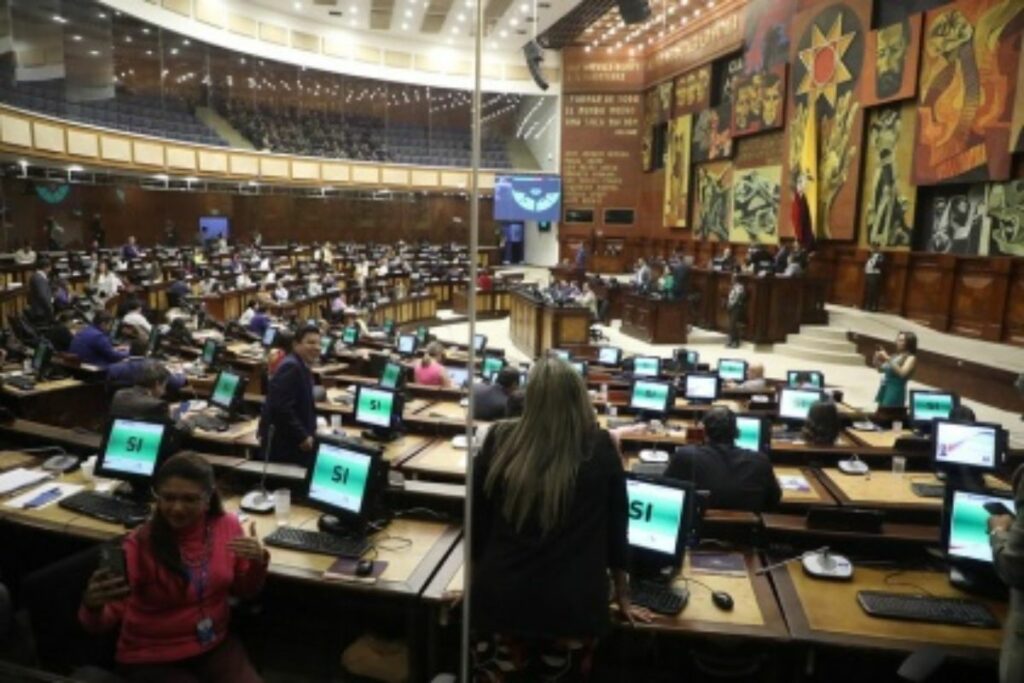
[79,452,269,682]
[989,465,1024,683]
[873,331,918,409]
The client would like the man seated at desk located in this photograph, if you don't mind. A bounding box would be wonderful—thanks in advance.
[633,257,652,291]
[273,282,290,302]
[69,311,128,370]
[665,406,781,513]
[472,367,523,421]
[167,271,190,309]
[121,235,141,260]
[728,361,767,391]
[712,247,735,272]
[745,245,774,275]
[259,325,319,465]
[110,360,188,429]
[107,340,187,392]
[122,299,152,338]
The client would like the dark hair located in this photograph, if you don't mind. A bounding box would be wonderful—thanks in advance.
[948,405,976,423]
[271,328,294,351]
[702,406,737,445]
[93,311,113,327]
[126,300,142,312]
[897,331,918,354]
[496,367,520,390]
[37,257,51,270]
[802,400,840,446]
[129,339,149,356]
[136,360,169,389]
[295,325,320,344]
[146,452,224,581]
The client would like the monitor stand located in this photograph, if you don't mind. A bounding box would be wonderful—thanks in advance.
[948,566,1008,600]
[317,513,364,538]
[362,428,398,443]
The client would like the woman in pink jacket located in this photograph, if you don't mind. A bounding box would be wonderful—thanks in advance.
[79,452,269,682]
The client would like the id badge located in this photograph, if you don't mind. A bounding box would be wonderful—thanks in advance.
[196,617,215,646]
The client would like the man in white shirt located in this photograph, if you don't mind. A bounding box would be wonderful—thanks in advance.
[274,283,289,301]
[122,300,152,337]
[239,300,258,327]
[864,246,884,312]
[13,242,36,265]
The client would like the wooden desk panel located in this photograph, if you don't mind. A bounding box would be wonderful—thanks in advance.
[398,439,467,480]
[775,466,834,506]
[818,468,942,511]
[620,292,688,344]
[773,563,1005,657]
[509,290,590,358]
[845,428,915,450]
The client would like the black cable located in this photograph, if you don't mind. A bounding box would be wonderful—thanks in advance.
[883,569,935,597]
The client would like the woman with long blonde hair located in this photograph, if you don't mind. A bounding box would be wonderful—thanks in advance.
[470,357,646,680]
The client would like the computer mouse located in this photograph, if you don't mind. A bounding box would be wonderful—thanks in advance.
[711,591,734,611]
[355,560,374,578]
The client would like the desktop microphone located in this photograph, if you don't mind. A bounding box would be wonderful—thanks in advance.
[240,425,276,514]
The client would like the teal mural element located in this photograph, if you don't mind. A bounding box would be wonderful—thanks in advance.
[34,183,71,205]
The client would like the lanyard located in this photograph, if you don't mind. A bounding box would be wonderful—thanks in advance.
[185,522,213,614]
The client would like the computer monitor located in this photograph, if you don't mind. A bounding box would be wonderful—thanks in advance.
[735,414,770,453]
[201,339,220,366]
[396,334,418,356]
[319,335,335,359]
[943,487,1017,594]
[379,361,405,390]
[209,370,245,414]
[570,360,588,377]
[551,349,571,361]
[473,334,487,354]
[95,418,169,495]
[717,358,748,382]
[683,373,720,403]
[933,420,1003,471]
[31,341,52,376]
[444,365,470,389]
[354,385,402,441]
[626,474,693,575]
[382,319,396,336]
[146,327,162,357]
[481,356,506,382]
[415,326,428,344]
[629,380,674,416]
[261,326,277,347]
[302,436,387,536]
[597,346,622,367]
[778,388,823,423]
[341,325,359,345]
[633,356,661,378]
[787,370,824,389]
[674,348,699,371]
[910,390,958,429]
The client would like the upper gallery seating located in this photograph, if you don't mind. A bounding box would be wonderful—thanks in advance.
[0,79,226,147]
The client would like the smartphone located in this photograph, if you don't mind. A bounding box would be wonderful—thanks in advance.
[99,545,127,578]
[983,501,1014,517]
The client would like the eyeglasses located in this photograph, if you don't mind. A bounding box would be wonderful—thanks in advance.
[152,490,208,506]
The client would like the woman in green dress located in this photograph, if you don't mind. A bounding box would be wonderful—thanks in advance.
[873,331,918,408]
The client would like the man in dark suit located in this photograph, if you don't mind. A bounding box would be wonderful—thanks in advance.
[773,243,791,274]
[665,406,781,513]
[670,253,690,301]
[471,367,521,421]
[110,361,175,423]
[27,258,54,324]
[259,325,319,465]
[68,311,128,369]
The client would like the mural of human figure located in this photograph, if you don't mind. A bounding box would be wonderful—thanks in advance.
[866,109,911,247]
[761,73,784,127]
[875,20,909,100]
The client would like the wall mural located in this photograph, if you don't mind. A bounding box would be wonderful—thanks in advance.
[744,0,796,72]
[730,165,781,244]
[663,114,693,228]
[1008,32,1024,153]
[674,65,712,117]
[920,185,987,254]
[862,14,923,106]
[859,104,918,249]
[694,161,733,241]
[988,180,1024,257]
[692,103,734,163]
[641,84,673,171]
[913,0,1023,185]
[731,65,788,137]
[786,0,871,241]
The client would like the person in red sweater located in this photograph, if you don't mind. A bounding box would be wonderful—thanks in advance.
[79,452,269,682]
[477,269,493,292]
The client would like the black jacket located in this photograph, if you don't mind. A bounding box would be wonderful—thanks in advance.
[471,424,628,639]
[27,271,53,322]
[665,443,781,513]
[258,353,316,466]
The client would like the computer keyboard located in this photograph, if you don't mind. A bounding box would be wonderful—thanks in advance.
[911,482,945,498]
[59,491,151,525]
[4,376,36,391]
[264,526,371,558]
[191,414,229,432]
[857,591,999,628]
[629,579,689,616]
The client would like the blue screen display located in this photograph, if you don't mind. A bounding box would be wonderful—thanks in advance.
[494,176,562,222]
[199,216,229,241]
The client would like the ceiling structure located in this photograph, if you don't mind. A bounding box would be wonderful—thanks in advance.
[245,0,584,52]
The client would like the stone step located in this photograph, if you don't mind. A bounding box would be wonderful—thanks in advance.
[774,341,865,367]
[797,325,851,343]
[783,333,857,354]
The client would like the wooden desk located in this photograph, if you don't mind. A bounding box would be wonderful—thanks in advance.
[817,468,943,513]
[0,377,104,430]
[366,294,438,327]
[620,291,688,344]
[761,513,941,545]
[775,466,835,507]
[452,288,511,316]
[397,439,467,481]
[202,286,258,322]
[590,279,623,323]
[509,289,590,358]
[772,563,1005,658]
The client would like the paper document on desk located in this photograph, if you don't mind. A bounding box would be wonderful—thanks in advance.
[689,552,747,577]
[0,468,51,495]
[5,482,83,509]
[777,474,811,492]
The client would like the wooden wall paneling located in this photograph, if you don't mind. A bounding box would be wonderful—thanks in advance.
[903,254,956,332]
[882,250,910,316]
[949,257,1011,342]
[1003,260,1024,346]
[831,248,864,308]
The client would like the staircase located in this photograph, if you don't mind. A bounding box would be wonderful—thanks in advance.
[775,325,865,366]
[195,107,254,150]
